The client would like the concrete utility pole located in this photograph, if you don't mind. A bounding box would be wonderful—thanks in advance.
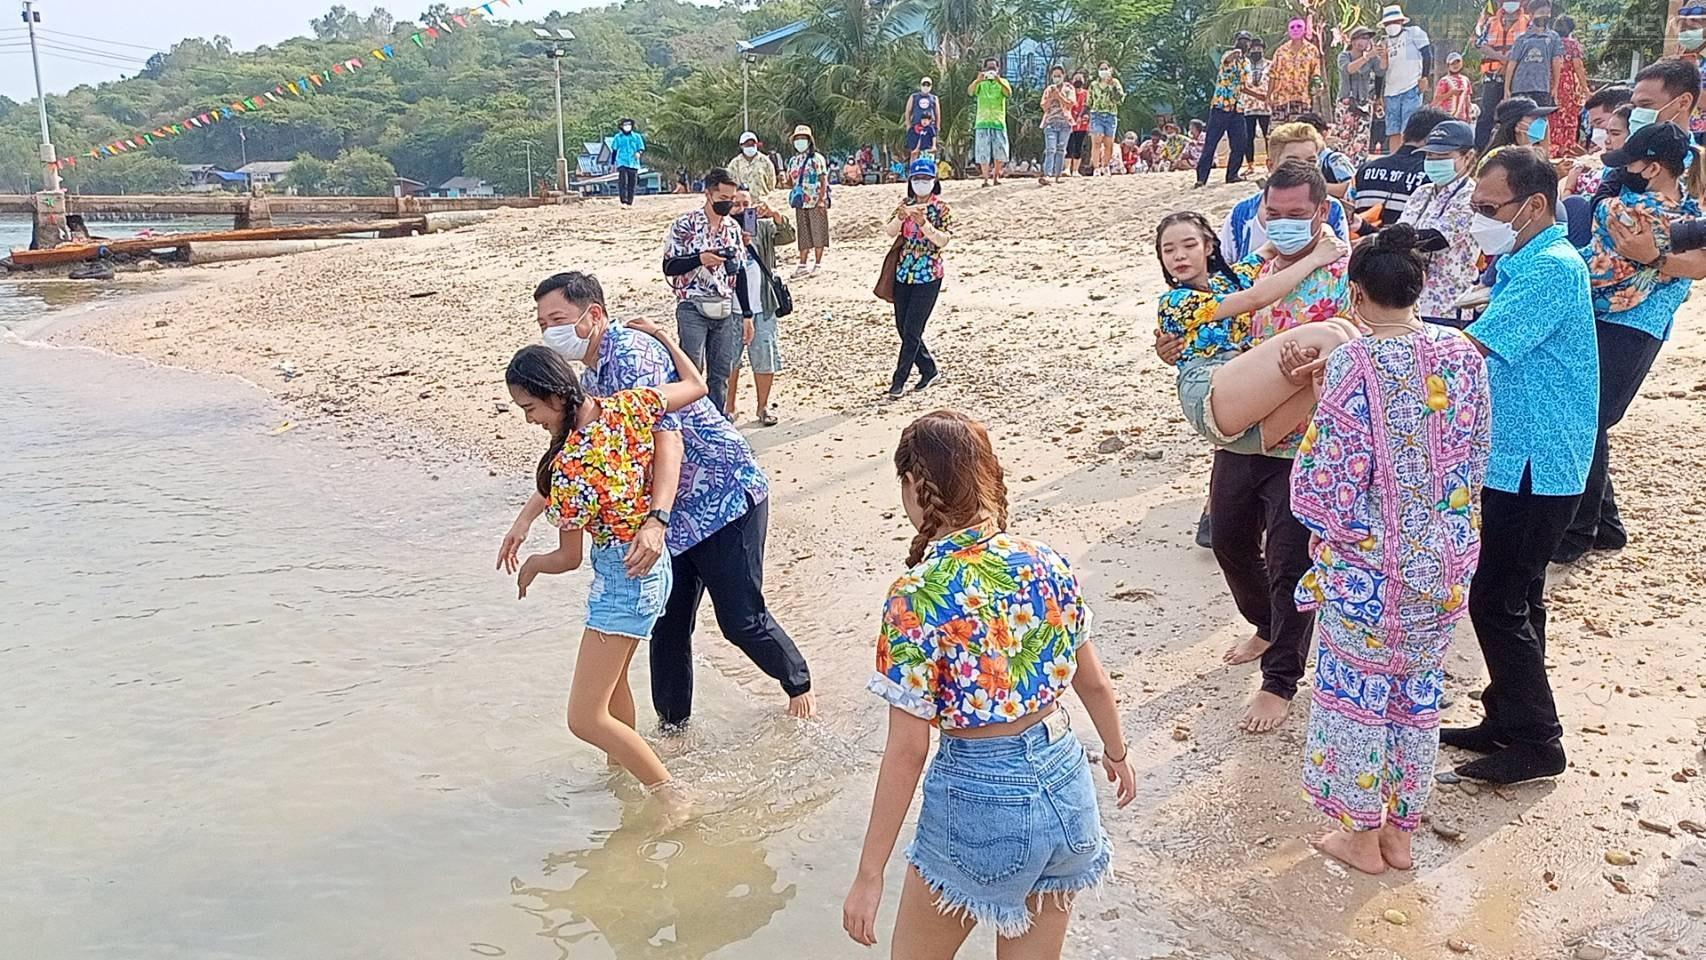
[23,0,60,193]
[523,141,534,198]
[533,28,575,192]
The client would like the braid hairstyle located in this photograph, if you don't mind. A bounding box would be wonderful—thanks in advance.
[893,410,1010,566]
[1155,210,1240,289]
[504,345,588,498]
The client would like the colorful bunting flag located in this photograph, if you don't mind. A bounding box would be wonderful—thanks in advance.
[426,26,439,38]
[482,2,494,12]
[382,44,394,58]
[332,63,344,75]
[453,14,468,27]
[411,33,423,48]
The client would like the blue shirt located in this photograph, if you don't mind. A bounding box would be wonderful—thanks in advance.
[1467,224,1599,496]
[612,130,645,169]
[584,322,768,553]
[1604,273,1692,341]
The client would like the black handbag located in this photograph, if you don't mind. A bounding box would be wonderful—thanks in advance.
[755,254,793,318]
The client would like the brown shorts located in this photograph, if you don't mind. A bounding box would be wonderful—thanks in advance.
[796,206,830,251]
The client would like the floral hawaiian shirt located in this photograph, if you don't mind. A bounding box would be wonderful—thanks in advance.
[1398,176,1480,321]
[662,208,746,303]
[1087,77,1125,114]
[546,388,666,548]
[1251,253,1356,457]
[1291,327,1492,638]
[1212,49,1250,113]
[869,526,1092,730]
[1583,186,1702,330]
[1159,133,1189,164]
[583,322,769,554]
[787,152,830,209]
[895,198,954,284]
[1156,253,1265,367]
[1266,40,1320,111]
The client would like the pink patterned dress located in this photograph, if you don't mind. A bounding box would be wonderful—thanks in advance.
[1290,325,1491,832]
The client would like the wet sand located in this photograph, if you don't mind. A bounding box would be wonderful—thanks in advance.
[46,172,1706,958]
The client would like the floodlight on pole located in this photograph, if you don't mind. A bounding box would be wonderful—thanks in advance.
[530,26,576,192]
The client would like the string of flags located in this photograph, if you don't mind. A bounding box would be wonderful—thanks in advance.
[55,0,523,170]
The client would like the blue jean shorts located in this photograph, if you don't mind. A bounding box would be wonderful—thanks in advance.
[1089,111,1118,138]
[585,541,673,641]
[734,311,784,374]
[975,127,1010,164]
[1384,87,1423,136]
[907,710,1111,938]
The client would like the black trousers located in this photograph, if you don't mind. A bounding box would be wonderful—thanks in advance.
[1209,450,1315,699]
[1469,470,1579,747]
[1196,108,1249,186]
[1475,77,1505,150]
[618,166,638,205]
[891,279,941,392]
[1561,320,1664,554]
[1243,113,1270,167]
[649,495,811,726]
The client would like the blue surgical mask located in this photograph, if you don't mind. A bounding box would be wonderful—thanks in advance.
[1267,217,1316,255]
[1683,28,1706,50]
[1526,117,1549,143]
[1423,157,1460,185]
[1629,107,1659,135]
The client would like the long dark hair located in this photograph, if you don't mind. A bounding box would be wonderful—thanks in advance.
[1347,223,1447,308]
[1155,210,1240,289]
[505,345,587,497]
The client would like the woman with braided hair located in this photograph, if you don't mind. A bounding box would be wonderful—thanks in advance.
[842,410,1136,956]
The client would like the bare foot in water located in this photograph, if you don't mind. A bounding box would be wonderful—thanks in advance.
[1313,829,1387,875]
[787,692,818,719]
[1240,691,1291,733]
[1223,633,1271,665]
[1379,825,1415,870]
[647,780,695,829]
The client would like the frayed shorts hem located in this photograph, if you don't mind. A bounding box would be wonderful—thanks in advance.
[904,842,1111,939]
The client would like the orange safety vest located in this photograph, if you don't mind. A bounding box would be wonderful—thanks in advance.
[1478,10,1530,75]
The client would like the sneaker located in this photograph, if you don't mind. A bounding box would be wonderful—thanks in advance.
[883,388,906,401]
[807,262,820,275]
[914,370,940,392]
[791,265,810,278]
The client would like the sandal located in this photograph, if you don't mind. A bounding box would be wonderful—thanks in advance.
[760,411,779,427]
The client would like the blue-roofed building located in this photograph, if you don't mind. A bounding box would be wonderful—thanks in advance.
[574,138,660,198]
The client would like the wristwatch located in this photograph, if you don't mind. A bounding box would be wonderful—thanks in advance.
[646,508,673,528]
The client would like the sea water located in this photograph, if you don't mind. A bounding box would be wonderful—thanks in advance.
[0,337,874,959]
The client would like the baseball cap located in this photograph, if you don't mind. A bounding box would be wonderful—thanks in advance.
[907,157,938,179]
[1422,120,1475,153]
[1446,51,1465,63]
[1603,121,1691,169]
[1493,96,1556,126]
[738,130,758,144]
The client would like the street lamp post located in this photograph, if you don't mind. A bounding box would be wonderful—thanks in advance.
[742,54,756,133]
[534,28,575,192]
[22,0,59,193]
[523,141,534,198]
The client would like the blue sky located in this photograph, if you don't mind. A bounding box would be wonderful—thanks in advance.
[0,1,545,101]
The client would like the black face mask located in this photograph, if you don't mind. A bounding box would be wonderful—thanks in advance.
[1073,79,1085,88]
[711,199,735,216]
[1620,168,1651,194]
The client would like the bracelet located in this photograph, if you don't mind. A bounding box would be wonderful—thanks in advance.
[1104,743,1129,764]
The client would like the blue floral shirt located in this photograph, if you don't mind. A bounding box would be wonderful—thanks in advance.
[1582,186,1699,340]
[1466,224,1599,496]
[583,322,769,553]
[1156,253,1265,367]
[869,526,1092,730]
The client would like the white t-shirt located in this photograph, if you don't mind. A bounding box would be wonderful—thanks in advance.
[1383,25,1430,96]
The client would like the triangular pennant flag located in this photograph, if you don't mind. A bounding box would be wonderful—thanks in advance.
[453,14,468,27]
[143,134,154,145]
[219,107,231,119]
[265,92,279,103]
[426,25,439,38]
[171,124,181,135]
[243,98,258,109]
[187,117,199,127]
[288,82,300,95]
[332,63,345,75]
[200,112,211,124]
[352,58,363,69]
[273,85,284,95]
[482,2,494,13]
[382,44,394,58]
[87,148,98,158]
[411,33,424,47]
[130,138,142,148]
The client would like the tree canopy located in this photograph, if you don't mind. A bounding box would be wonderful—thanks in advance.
[0,0,1657,194]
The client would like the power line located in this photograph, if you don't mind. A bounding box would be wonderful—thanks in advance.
[40,28,165,53]
[38,40,150,64]
[33,50,141,72]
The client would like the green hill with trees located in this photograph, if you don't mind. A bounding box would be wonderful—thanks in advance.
[0,0,1655,196]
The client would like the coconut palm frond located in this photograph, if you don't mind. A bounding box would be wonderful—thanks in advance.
[1190,4,1301,53]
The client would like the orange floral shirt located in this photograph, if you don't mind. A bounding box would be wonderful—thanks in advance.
[545,388,666,547]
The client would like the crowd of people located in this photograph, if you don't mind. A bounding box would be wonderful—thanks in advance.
[493,11,1706,954]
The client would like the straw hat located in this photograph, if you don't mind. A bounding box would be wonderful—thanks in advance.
[791,124,815,142]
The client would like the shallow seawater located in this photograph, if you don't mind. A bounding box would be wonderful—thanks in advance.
[0,338,873,959]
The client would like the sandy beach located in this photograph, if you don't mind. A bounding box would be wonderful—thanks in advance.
[43,171,1706,958]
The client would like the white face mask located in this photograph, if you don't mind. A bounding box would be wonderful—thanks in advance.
[1385,24,1403,37]
[794,138,810,153]
[910,178,935,197]
[1469,201,1532,256]
[543,320,591,359]
[1098,68,1112,78]
[742,145,758,157]
[1590,127,1609,148]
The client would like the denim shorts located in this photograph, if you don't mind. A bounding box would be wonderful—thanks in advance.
[585,541,673,641]
[1178,354,1267,455]
[975,127,1010,164]
[734,311,783,374]
[1384,87,1423,136]
[907,711,1111,938]
[1089,111,1118,138]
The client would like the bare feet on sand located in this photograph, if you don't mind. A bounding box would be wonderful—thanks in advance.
[787,692,818,719]
[1378,825,1414,870]
[1240,691,1291,733]
[1223,632,1271,665]
[1313,829,1387,875]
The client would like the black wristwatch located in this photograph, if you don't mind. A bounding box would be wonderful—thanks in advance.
[646,508,673,528]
